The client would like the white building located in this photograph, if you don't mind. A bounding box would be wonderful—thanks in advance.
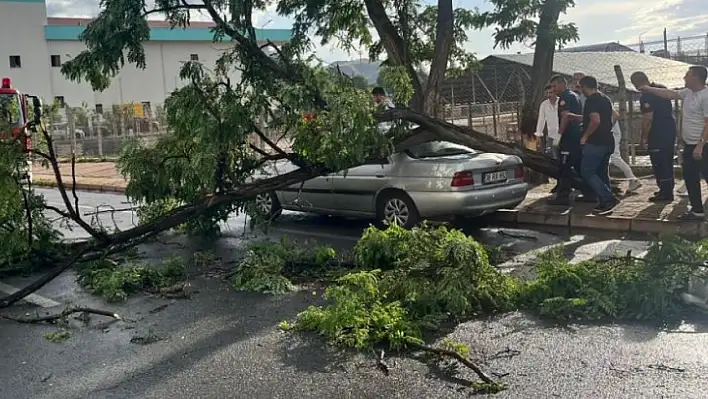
[0,0,290,114]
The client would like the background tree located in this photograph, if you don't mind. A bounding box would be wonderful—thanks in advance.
[279,0,478,114]
[471,0,578,134]
[350,74,371,90]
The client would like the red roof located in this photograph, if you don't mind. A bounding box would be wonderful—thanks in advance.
[46,17,216,29]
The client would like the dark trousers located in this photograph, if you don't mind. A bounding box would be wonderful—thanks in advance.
[649,147,675,195]
[556,145,595,199]
[581,144,614,204]
[682,144,708,213]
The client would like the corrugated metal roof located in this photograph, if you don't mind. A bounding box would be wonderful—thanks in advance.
[490,52,692,90]
[559,42,635,53]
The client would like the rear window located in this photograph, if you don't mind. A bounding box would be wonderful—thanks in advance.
[406,141,476,159]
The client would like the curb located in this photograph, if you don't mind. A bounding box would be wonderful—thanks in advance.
[492,208,706,237]
[32,178,126,194]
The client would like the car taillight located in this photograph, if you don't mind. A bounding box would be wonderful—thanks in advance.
[514,167,524,179]
[451,171,474,187]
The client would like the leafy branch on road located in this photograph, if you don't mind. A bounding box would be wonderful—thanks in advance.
[75,256,188,302]
[230,225,708,391]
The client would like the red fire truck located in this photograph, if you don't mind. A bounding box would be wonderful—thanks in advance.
[1,77,42,182]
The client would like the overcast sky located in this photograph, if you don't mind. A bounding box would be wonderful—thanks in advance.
[46,0,708,63]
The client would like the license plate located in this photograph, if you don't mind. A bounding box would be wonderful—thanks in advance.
[483,171,507,184]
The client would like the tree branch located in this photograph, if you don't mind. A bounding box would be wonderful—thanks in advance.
[143,4,207,18]
[200,0,329,108]
[2,306,121,324]
[38,128,110,243]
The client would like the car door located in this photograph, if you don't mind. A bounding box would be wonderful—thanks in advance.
[329,157,392,214]
[279,173,336,212]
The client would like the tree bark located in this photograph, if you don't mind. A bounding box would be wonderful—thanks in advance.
[363,0,425,110]
[382,109,575,182]
[519,0,563,136]
[422,0,454,115]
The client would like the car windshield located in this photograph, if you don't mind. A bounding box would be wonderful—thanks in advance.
[0,93,23,127]
[406,141,476,158]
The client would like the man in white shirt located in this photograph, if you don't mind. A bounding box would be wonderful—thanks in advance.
[535,84,560,148]
[572,72,587,109]
[638,65,708,220]
[534,85,560,192]
[609,111,642,192]
[372,86,395,133]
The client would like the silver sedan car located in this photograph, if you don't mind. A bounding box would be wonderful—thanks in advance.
[254,141,528,228]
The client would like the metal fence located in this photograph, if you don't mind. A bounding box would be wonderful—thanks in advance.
[625,33,708,66]
[47,103,167,157]
[46,103,289,158]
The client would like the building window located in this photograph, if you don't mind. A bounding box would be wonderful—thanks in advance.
[9,55,21,68]
[50,55,61,67]
[190,54,199,61]
[95,104,103,114]
[54,96,65,108]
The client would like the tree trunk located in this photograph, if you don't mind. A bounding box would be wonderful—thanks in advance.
[363,0,425,110]
[519,0,563,136]
[422,0,454,115]
[384,109,584,185]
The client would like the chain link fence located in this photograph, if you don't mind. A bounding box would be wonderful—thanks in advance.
[439,67,524,143]
[46,102,290,158]
[46,102,168,157]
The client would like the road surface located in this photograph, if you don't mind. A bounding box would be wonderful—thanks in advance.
[1,189,707,399]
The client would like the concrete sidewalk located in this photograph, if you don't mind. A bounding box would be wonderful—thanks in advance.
[496,178,708,236]
[31,162,708,236]
[33,162,126,192]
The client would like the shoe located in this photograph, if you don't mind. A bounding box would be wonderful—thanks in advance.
[547,196,570,205]
[649,194,674,203]
[627,179,642,193]
[677,211,705,221]
[550,185,559,194]
[593,198,619,215]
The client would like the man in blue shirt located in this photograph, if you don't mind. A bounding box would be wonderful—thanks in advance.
[547,74,591,205]
[630,71,677,202]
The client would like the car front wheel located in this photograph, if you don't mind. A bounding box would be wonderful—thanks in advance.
[376,191,420,229]
[254,192,282,221]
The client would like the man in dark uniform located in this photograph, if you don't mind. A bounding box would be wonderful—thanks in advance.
[630,71,677,202]
[548,74,592,205]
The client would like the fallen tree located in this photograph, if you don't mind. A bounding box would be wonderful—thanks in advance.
[0,0,573,307]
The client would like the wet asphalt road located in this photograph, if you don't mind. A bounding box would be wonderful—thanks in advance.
[2,189,708,398]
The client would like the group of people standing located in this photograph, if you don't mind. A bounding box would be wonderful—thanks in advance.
[534,65,708,219]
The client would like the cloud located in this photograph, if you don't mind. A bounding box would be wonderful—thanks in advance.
[44,0,708,63]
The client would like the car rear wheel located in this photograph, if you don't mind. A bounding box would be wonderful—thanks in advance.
[376,191,420,229]
[255,192,282,221]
